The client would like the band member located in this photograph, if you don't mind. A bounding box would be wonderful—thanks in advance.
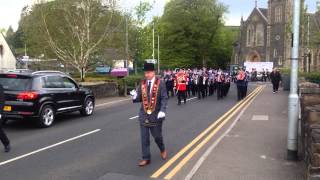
[0,85,10,153]
[236,68,247,101]
[208,71,215,96]
[197,73,206,99]
[223,73,231,97]
[174,69,188,105]
[216,70,225,100]
[270,68,282,93]
[130,62,168,167]
[191,73,198,96]
[164,70,174,98]
[186,70,192,98]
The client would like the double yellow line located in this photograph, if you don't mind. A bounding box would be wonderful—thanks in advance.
[151,85,265,179]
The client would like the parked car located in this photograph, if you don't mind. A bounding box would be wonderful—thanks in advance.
[0,71,95,128]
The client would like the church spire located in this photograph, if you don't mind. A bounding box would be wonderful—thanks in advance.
[255,0,258,8]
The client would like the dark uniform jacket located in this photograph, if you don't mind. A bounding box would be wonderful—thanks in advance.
[133,79,168,124]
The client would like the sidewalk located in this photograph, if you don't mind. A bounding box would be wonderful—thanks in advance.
[189,84,305,180]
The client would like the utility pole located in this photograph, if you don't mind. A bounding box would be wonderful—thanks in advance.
[307,15,311,72]
[125,15,129,76]
[152,22,155,61]
[287,0,301,161]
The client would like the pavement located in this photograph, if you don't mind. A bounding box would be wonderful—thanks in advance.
[180,83,305,180]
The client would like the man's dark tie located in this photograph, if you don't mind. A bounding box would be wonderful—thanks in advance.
[148,81,151,93]
[147,81,151,100]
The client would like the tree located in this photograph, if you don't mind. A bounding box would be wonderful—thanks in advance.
[131,0,154,74]
[36,0,121,81]
[158,0,227,68]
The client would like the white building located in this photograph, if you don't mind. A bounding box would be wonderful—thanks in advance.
[0,32,16,71]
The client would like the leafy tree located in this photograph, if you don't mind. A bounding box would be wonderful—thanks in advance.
[158,0,227,68]
[14,0,122,81]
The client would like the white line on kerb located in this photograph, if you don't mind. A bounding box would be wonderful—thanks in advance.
[128,97,197,120]
[95,98,131,108]
[0,129,101,166]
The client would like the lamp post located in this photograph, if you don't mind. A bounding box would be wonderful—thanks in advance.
[287,0,301,161]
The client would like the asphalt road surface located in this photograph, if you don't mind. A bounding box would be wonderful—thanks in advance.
[0,84,256,180]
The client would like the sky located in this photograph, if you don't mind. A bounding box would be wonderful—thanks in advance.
[0,0,318,31]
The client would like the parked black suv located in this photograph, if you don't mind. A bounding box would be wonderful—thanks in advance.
[0,71,95,128]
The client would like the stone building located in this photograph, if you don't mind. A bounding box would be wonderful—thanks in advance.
[233,0,320,72]
[0,33,16,71]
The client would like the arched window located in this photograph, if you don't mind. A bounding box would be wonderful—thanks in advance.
[256,24,264,46]
[275,6,282,23]
[273,49,278,58]
[278,56,283,66]
[246,24,255,46]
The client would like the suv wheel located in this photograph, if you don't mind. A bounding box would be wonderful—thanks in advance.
[38,105,55,128]
[80,98,94,116]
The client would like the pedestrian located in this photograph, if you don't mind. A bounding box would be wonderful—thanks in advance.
[236,68,247,101]
[262,69,267,82]
[130,61,168,167]
[270,68,282,93]
[266,69,270,81]
[0,85,10,153]
[174,69,188,105]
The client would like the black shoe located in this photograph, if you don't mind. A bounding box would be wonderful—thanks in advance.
[4,145,10,153]
[184,101,186,104]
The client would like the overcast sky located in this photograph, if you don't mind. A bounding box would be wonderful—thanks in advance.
[0,0,318,31]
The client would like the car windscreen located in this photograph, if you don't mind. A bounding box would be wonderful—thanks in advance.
[0,74,32,91]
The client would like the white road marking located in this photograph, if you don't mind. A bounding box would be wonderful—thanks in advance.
[128,97,198,120]
[184,93,256,180]
[129,116,139,120]
[252,115,269,121]
[95,98,131,108]
[186,97,197,102]
[0,129,101,166]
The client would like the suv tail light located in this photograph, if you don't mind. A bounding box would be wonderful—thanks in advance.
[17,92,38,100]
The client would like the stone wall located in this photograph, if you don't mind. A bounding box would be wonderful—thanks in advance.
[300,82,320,179]
[80,82,119,98]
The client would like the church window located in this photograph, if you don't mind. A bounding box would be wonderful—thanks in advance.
[256,24,264,46]
[278,56,283,65]
[267,27,271,47]
[275,6,282,23]
[246,24,255,46]
[273,49,278,58]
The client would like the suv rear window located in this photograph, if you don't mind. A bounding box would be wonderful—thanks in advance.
[0,74,32,91]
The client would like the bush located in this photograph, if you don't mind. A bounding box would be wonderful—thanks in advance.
[278,68,320,85]
[304,72,320,84]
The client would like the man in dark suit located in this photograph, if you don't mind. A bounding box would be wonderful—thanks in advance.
[130,61,168,167]
[270,68,282,93]
[0,85,10,152]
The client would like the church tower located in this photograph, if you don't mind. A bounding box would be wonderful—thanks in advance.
[267,0,293,67]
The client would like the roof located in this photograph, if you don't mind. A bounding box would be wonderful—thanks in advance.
[258,8,268,19]
[256,8,268,22]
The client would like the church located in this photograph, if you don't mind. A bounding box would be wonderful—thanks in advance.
[232,0,320,72]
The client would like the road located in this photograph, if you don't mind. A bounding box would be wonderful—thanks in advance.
[0,84,256,180]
